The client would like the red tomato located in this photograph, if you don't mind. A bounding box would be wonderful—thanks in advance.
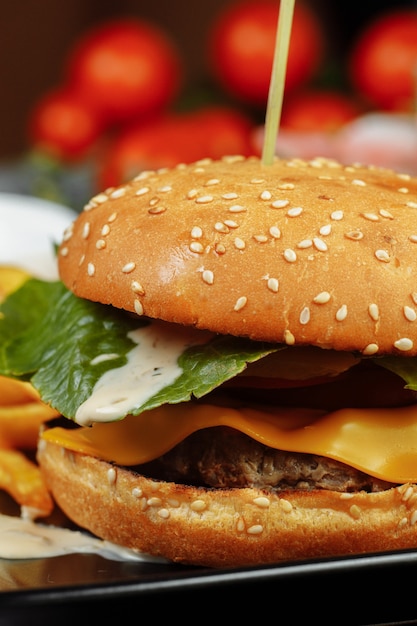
[207,0,324,107]
[98,106,256,189]
[348,10,417,111]
[65,19,183,125]
[280,89,362,132]
[28,87,103,161]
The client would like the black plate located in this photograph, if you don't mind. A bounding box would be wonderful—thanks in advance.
[0,494,416,625]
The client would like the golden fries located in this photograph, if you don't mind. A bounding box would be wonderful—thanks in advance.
[0,266,58,517]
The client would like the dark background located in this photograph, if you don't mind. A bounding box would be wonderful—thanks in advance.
[0,0,415,160]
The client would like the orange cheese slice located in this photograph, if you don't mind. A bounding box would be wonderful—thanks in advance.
[41,402,417,484]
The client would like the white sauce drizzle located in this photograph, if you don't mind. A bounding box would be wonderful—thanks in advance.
[0,513,167,562]
[75,321,211,426]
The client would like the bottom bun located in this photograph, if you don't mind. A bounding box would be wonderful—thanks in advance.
[37,439,417,568]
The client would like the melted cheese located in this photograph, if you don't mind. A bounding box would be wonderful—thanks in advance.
[41,402,417,484]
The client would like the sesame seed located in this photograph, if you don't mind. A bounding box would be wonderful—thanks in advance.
[157,185,172,192]
[394,337,413,351]
[62,225,73,241]
[205,178,220,186]
[132,487,143,498]
[91,192,108,204]
[191,226,203,238]
[363,343,379,355]
[87,263,95,276]
[234,296,247,311]
[352,179,366,186]
[380,209,394,219]
[260,190,272,200]
[96,239,106,250]
[402,486,415,501]
[375,249,390,262]
[147,497,162,507]
[398,187,409,194]
[215,243,226,255]
[336,305,348,321]
[331,210,344,220]
[149,197,159,206]
[247,524,263,535]
[313,291,331,304]
[349,504,361,519]
[234,237,246,250]
[404,306,417,321]
[134,299,144,316]
[368,303,379,321]
[313,237,328,251]
[410,511,417,525]
[202,269,214,284]
[283,248,297,262]
[101,224,110,236]
[287,206,303,217]
[110,187,126,199]
[148,206,167,215]
[222,192,239,200]
[158,508,170,519]
[406,201,417,209]
[277,183,295,190]
[108,212,117,223]
[269,226,281,238]
[107,468,116,485]
[60,247,68,257]
[122,262,136,273]
[190,241,204,253]
[195,195,214,204]
[271,199,289,209]
[215,222,229,233]
[253,496,271,508]
[280,498,293,513]
[229,204,247,213]
[297,239,313,249]
[131,280,144,295]
[187,189,198,199]
[253,234,268,243]
[409,235,417,243]
[190,499,207,512]
[284,329,295,345]
[345,230,363,241]
[319,224,332,236]
[300,307,310,324]
[82,223,90,239]
[224,219,238,228]
[362,212,379,221]
[267,277,279,292]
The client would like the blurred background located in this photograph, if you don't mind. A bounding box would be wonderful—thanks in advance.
[0,0,416,209]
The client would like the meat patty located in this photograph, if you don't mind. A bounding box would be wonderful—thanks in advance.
[139,426,392,493]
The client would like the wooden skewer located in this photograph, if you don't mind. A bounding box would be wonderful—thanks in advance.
[261,0,296,166]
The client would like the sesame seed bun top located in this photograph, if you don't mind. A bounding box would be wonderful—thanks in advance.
[58,155,417,356]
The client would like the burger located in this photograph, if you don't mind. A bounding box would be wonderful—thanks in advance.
[1,154,417,568]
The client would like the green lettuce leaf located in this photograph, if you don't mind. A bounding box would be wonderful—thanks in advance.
[0,279,278,420]
[375,357,417,392]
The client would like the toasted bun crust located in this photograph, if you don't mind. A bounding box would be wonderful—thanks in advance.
[37,439,417,568]
[59,156,417,356]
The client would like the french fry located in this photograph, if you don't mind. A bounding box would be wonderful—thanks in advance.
[0,377,42,406]
[0,448,53,515]
[0,402,60,450]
